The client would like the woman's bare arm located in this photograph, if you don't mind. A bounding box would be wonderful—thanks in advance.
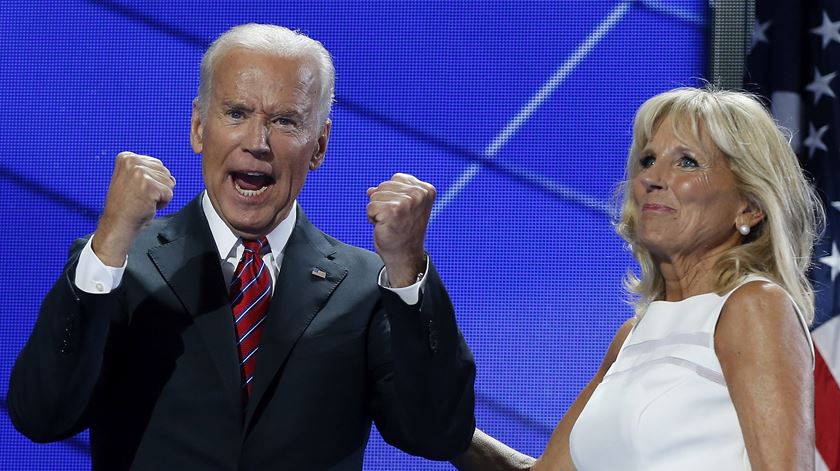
[716,281,814,471]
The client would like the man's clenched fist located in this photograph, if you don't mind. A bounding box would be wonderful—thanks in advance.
[367,173,435,288]
[92,152,175,266]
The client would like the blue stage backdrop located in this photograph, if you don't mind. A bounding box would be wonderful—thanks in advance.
[0,1,707,469]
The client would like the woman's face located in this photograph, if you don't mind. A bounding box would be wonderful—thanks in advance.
[631,115,746,263]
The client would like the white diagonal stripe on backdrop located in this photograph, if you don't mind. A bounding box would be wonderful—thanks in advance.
[638,0,704,27]
[430,0,634,221]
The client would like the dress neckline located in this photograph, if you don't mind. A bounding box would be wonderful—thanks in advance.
[648,291,720,306]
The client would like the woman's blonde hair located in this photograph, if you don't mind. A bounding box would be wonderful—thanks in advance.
[615,87,824,323]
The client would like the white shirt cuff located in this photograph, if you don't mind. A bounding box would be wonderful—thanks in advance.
[377,256,430,306]
[74,236,127,294]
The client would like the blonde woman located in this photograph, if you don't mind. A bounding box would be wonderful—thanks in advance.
[453,87,822,471]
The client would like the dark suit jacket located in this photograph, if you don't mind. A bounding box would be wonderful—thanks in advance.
[8,196,475,470]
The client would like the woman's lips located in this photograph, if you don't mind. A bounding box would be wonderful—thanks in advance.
[642,203,674,212]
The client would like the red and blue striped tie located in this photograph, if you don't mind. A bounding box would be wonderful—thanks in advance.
[229,238,272,399]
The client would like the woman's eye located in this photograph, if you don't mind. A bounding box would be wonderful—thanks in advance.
[639,155,655,168]
[678,155,699,168]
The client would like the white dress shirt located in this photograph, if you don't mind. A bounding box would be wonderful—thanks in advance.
[74,192,426,305]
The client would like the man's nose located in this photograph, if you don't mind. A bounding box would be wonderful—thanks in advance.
[244,121,270,155]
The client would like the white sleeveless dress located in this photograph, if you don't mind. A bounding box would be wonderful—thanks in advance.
[569,276,813,471]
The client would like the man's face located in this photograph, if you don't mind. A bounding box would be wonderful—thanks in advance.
[191,48,330,238]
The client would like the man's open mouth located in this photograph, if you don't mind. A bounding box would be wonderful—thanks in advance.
[232,171,274,197]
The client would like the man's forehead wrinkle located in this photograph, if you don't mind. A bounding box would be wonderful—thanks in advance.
[207,51,320,122]
[217,82,309,113]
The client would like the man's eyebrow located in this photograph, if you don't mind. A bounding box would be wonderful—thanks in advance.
[221,100,252,110]
[271,110,306,120]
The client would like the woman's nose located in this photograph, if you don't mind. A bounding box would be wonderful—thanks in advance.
[638,164,667,192]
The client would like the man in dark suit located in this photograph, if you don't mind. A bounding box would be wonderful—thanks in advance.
[8,23,475,470]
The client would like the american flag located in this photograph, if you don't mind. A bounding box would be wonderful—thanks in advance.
[746,0,840,469]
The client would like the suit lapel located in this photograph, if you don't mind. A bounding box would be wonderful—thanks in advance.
[146,196,243,417]
[244,210,347,429]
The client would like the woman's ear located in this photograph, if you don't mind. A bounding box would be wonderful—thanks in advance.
[735,198,765,234]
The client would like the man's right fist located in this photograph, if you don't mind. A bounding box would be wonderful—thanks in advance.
[92,152,175,267]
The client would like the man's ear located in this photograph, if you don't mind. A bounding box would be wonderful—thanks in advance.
[309,119,332,170]
[190,100,204,154]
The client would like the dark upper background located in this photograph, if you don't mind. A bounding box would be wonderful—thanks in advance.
[0,1,707,469]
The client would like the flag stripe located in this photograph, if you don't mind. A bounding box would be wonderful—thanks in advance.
[820,451,832,471]
[747,2,840,469]
[815,345,840,468]
[814,315,840,382]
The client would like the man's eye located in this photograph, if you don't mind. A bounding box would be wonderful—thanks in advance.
[227,110,245,120]
[272,117,294,126]
[678,155,699,168]
[639,155,655,168]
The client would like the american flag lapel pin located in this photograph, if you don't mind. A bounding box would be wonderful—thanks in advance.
[311,267,327,279]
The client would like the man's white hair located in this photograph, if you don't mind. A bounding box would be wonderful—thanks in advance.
[196,23,335,128]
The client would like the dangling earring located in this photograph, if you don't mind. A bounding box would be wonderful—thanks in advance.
[738,224,750,236]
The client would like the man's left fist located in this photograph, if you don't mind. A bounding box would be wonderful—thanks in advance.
[367,173,436,287]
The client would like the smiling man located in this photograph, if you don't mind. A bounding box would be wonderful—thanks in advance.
[9,24,475,470]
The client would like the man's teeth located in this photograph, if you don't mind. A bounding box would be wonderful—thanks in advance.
[234,182,270,197]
